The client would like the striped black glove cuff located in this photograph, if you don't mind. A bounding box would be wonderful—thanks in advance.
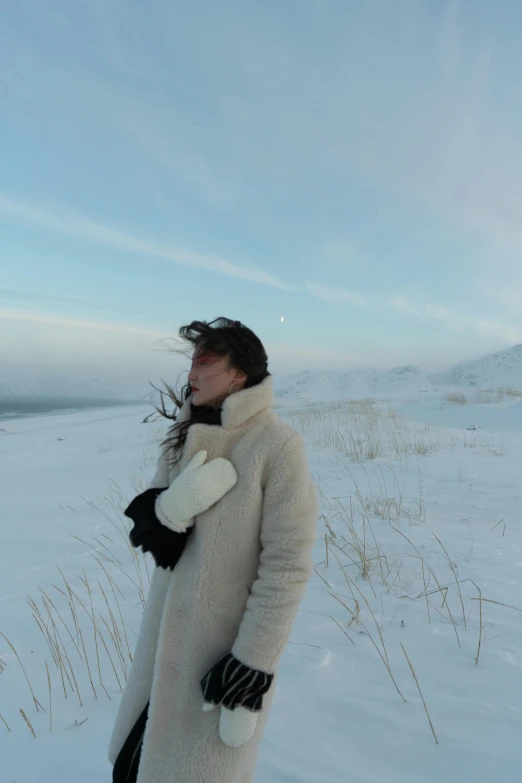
[201,653,274,713]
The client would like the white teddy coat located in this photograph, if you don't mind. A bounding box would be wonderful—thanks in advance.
[108,375,318,783]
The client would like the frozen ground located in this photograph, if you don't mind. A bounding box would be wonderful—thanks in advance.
[1,388,522,782]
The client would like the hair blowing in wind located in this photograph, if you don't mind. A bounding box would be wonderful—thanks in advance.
[152,318,270,463]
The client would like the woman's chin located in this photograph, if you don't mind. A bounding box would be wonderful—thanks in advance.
[191,392,222,410]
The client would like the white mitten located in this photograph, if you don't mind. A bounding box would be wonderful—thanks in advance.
[200,652,272,748]
[219,706,259,749]
[155,449,238,533]
[204,703,258,748]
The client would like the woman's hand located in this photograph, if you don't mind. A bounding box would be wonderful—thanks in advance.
[200,653,273,748]
[124,487,193,571]
[155,450,238,533]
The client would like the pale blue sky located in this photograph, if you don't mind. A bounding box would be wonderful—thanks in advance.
[2,1,522,394]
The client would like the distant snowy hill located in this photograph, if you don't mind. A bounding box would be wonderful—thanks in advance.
[274,365,434,401]
[430,344,522,389]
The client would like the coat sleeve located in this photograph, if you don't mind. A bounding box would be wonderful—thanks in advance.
[147,445,171,489]
[231,431,318,674]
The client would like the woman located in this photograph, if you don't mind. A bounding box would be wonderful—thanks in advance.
[109,317,318,783]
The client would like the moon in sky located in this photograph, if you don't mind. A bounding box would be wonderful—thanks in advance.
[280,316,284,322]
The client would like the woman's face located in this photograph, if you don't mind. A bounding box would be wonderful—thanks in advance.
[187,348,247,407]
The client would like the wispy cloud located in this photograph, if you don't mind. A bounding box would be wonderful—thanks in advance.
[307,280,522,344]
[388,295,522,344]
[87,0,149,80]
[319,240,368,277]
[0,21,240,210]
[387,296,421,319]
[0,287,138,313]
[0,307,170,338]
[0,197,292,290]
[3,4,521,274]
[476,274,522,319]
[305,280,368,307]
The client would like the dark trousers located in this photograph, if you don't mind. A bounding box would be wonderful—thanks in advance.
[112,702,150,783]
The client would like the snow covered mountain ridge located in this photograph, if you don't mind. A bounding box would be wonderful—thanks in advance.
[273,365,433,401]
[274,344,522,401]
[429,344,522,389]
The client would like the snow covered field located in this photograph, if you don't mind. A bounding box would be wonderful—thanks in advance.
[1,386,522,782]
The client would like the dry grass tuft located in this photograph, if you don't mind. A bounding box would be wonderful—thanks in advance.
[0,712,11,732]
[476,387,522,404]
[2,479,153,735]
[444,391,467,405]
[135,448,157,471]
[0,632,43,712]
[19,708,36,739]
[96,441,113,453]
[281,398,446,465]
[400,643,438,744]
[147,424,168,444]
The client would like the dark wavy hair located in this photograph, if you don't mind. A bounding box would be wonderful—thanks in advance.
[154,317,270,464]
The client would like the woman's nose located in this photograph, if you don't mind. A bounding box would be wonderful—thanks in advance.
[188,368,197,382]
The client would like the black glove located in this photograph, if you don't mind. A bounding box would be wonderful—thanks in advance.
[201,653,274,712]
[124,488,192,571]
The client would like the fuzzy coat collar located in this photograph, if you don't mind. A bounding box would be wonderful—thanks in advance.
[176,375,274,431]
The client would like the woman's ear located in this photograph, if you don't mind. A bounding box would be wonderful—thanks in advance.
[234,370,248,386]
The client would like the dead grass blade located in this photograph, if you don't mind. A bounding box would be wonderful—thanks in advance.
[400,643,438,744]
